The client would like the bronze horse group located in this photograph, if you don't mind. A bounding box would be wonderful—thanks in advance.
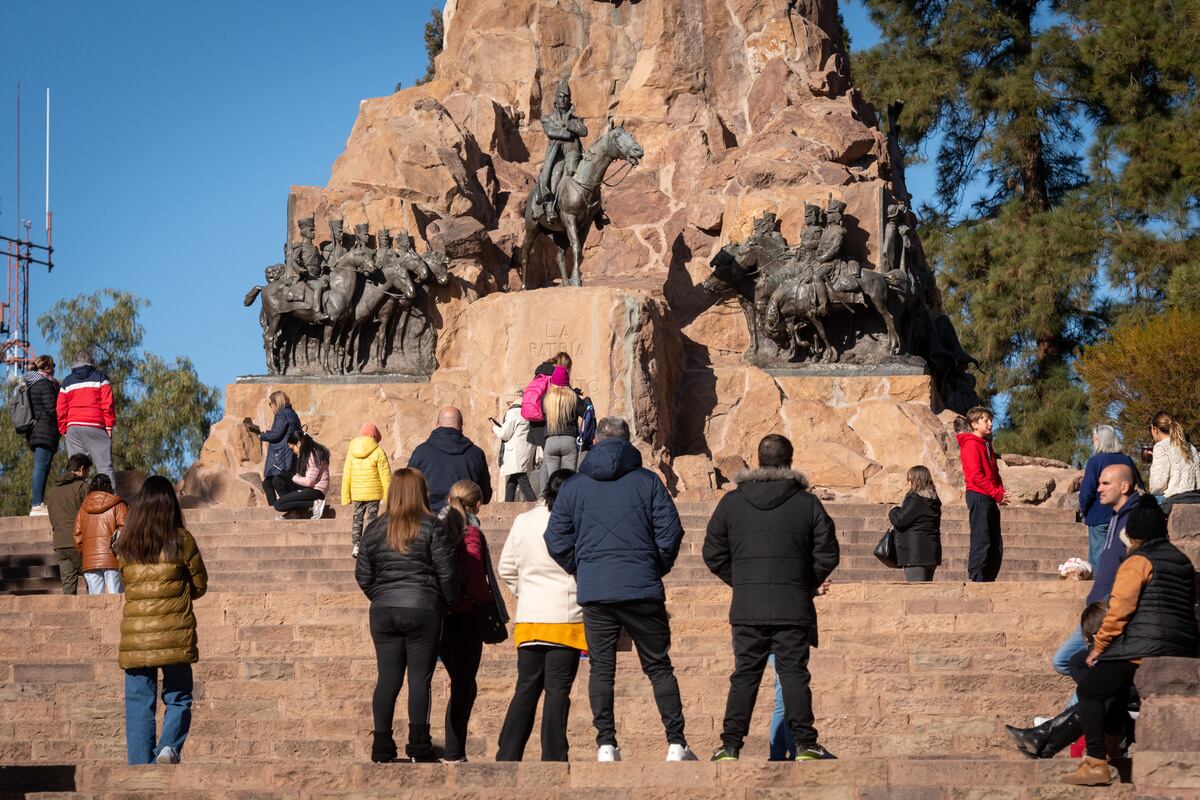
[703,227,914,364]
[245,247,450,375]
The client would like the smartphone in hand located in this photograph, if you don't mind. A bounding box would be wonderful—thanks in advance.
[488,417,500,427]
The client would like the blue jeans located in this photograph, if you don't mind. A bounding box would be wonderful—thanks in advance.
[31,446,54,506]
[767,655,796,760]
[125,663,193,764]
[1052,626,1088,709]
[1086,524,1109,570]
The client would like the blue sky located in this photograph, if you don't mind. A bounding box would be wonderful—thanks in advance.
[1,1,917,395]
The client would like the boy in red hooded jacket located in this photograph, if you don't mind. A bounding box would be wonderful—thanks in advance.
[957,406,1006,582]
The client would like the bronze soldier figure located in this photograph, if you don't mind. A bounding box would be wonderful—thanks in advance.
[536,79,588,225]
[285,217,330,323]
[813,199,855,314]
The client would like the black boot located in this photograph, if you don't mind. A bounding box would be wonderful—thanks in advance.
[405,723,437,763]
[1005,707,1081,759]
[371,730,398,763]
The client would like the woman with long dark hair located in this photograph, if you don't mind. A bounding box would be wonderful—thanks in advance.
[437,480,493,762]
[355,468,457,763]
[889,465,943,582]
[274,430,330,519]
[112,476,208,765]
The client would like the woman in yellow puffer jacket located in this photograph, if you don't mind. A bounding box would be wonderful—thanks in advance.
[342,422,392,557]
[112,476,207,766]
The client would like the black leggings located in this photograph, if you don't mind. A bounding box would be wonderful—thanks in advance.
[438,612,485,760]
[1074,658,1138,759]
[275,487,323,512]
[504,473,535,502]
[262,472,295,507]
[369,606,441,746]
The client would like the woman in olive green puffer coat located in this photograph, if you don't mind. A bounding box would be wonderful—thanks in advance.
[113,476,208,765]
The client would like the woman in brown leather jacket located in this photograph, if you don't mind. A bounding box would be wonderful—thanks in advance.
[112,476,207,765]
[72,474,128,594]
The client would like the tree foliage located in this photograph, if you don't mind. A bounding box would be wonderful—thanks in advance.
[0,290,220,515]
[856,0,1200,458]
[1077,308,1200,450]
[416,9,444,85]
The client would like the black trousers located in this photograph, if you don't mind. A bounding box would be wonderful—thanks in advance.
[722,624,816,749]
[262,472,296,507]
[504,473,535,502]
[438,612,485,760]
[275,487,323,513]
[496,645,582,761]
[583,599,687,747]
[369,605,441,756]
[904,566,936,582]
[1073,657,1138,759]
[966,491,1003,581]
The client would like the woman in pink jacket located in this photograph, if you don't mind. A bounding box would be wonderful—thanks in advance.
[274,431,330,520]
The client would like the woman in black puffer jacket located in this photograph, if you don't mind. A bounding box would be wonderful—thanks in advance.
[889,465,943,582]
[24,355,61,514]
[355,467,458,763]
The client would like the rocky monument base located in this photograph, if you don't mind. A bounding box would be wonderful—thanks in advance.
[188,284,1069,508]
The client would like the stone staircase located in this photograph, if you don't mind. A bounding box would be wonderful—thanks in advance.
[0,501,1158,798]
[0,502,1089,595]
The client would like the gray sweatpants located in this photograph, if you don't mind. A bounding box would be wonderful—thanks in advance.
[541,434,579,486]
[65,426,115,483]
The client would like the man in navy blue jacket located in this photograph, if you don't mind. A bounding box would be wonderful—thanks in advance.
[544,416,694,762]
[407,407,493,512]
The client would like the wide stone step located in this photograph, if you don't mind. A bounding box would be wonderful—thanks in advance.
[6,759,1134,798]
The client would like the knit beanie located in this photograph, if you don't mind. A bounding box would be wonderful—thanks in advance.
[360,423,381,442]
[550,366,570,387]
[1125,502,1168,541]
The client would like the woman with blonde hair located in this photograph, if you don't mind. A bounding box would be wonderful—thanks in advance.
[437,480,494,761]
[889,465,943,582]
[1148,412,1199,502]
[355,468,457,763]
[248,390,302,506]
[541,366,581,485]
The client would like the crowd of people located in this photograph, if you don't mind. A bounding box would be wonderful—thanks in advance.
[17,347,1198,782]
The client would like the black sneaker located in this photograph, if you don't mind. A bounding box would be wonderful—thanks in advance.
[711,745,740,761]
[795,744,837,761]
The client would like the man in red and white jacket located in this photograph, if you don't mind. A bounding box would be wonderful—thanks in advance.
[956,406,1006,582]
[56,349,116,483]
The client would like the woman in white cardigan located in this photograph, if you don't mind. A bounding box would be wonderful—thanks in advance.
[493,392,538,502]
[1148,412,1200,500]
[494,469,584,762]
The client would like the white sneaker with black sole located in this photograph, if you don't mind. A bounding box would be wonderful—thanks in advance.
[155,746,180,764]
[311,499,326,520]
[597,744,621,762]
[666,743,698,761]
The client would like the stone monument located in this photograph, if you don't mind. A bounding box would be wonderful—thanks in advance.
[193,0,987,506]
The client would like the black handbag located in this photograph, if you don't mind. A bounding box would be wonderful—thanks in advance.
[873,528,900,568]
[474,536,510,645]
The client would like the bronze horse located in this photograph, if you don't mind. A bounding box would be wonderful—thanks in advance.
[519,121,643,288]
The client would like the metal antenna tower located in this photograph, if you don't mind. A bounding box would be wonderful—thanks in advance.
[1,83,54,376]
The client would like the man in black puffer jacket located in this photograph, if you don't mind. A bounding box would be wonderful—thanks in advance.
[703,434,840,762]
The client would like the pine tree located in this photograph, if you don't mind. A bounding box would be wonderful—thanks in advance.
[855,1,1103,459]
[416,9,444,86]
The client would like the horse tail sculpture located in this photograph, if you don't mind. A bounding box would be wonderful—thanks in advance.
[244,285,263,307]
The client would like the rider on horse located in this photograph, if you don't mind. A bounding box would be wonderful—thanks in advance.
[536,79,588,225]
[284,216,330,323]
[812,199,860,314]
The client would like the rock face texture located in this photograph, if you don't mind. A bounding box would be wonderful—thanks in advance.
[209,1,1052,507]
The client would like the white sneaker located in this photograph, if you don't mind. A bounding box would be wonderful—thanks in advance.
[28,504,48,516]
[155,746,180,764]
[666,743,698,761]
[311,499,326,520]
[1033,716,1050,726]
[597,744,621,762]
[352,544,359,558]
